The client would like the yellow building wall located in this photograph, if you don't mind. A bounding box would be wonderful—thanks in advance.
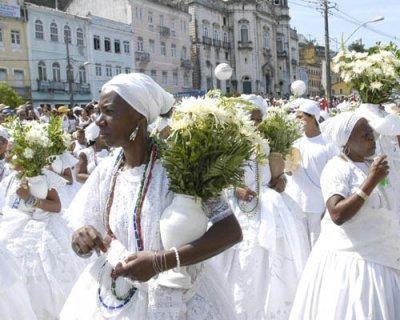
[0,15,31,99]
[332,81,352,96]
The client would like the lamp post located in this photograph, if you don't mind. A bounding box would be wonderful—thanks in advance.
[344,16,385,44]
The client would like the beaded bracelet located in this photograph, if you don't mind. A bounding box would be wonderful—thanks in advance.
[170,247,180,272]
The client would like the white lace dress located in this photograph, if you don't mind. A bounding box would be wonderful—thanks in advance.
[290,156,400,320]
[79,147,109,175]
[214,161,310,320]
[60,155,237,320]
[0,171,86,320]
[0,241,37,320]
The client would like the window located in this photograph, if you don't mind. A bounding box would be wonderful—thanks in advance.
[149,39,155,53]
[161,42,166,56]
[160,15,164,27]
[123,41,130,54]
[182,46,187,59]
[213,29,219,41]
[14,70,24,87]
[50,22,58,42]
[104,37,111,52]
[106,65,112,77]
[148,11,153,24]
[137,37,144,52]
[171,43,176,57]
[225,51,229,60]
[135,7,143,20]
[276,34,284,52]
[203,25,209,37]
[94,35,100,50]
[223,32,228,43]
[240,24,249,43]
[11,30,21,45]
[95,64,102,76]
[38,61,47,81]
[151,70,157,80]
[114,40,121,53]
[162,71,167,84]
[139,68,145,74]
[223,17,227,26]
[0,28,3,44]
[52,62,61,82]
[173,72,178,85]
[66,65,73,82]
[115,66,122,75]
[35,20,44,40]
[274,0,280,4]
[64,25,71,44]
[263,30,270,49]
[125,67,131,74]
[184,72,190,87]
[0,69,7,81]
[76,28,84,46]
[79,66,86,83]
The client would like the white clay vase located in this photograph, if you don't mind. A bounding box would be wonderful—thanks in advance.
[158,194,208,289]
[51,155,64,175]
[27,175,48,200]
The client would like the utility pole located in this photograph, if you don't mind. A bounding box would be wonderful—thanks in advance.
[65,33,74,108]
[323,0,332,109]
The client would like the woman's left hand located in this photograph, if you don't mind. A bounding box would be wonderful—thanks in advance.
[112,251,157,282]
[16,181,30,201]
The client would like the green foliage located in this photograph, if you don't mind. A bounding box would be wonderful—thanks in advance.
[258,110,302,157]
[48,115,67,156]
[348,40,366,53]
[0,82,24,108]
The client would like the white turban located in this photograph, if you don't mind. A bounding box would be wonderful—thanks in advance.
[321,112,363,149]
[298,99,320,120]
[0,126,9,140]
[102,73,175,124]
[240,94,269,116]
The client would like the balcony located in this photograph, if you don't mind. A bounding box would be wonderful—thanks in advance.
[291,58,298,65]
[159,26,170,37]
[202,36,212,46]
[135,51,151,62]
[213,39,222,48]
[222,41,231,50]
[277,50,288,58]
[181,59,192,69]
[238,41,253,50]
[37,80,90,94]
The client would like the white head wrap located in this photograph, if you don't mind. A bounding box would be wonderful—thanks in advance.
[102,73,175,124]
[298,99,320,120]
[0,126,9,141]
[240,94,269,116]
[321,112,363,149]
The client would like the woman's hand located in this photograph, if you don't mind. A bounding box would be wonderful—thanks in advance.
[368,155,389,185]
[16,181,30,201]
[112,251,158,282]
[71,225,108,258]
[235,187,257,202]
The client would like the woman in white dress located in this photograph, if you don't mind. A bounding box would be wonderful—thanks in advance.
[215,107,310,320]
[290,112,400,320]
[70,128,87,158]
[78,108,92,128]
[0,169,85,319]
[61,73,241,320]
[286,100,338,246]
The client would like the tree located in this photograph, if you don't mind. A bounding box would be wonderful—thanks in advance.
[0,82,24,108]
[348,40,366,52]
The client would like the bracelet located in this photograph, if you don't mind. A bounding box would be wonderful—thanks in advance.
[355,187,369,201]
[170,247,180,272]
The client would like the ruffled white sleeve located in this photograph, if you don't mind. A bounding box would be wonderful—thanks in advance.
[320,157,352,203]
[60,151,79,170]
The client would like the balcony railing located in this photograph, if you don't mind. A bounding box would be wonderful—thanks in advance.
[202,36,212,46]
[37,80,90,94]
[213,39,222,47]
[222,41,231,50]
[277,50,288,58]
[238,41,253,49]
[159,26,171,37]
[181,59,192,69]
[135,51,151,62]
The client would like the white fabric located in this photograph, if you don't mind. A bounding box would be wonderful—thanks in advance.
[0,126,9,140]
[0,241,37,320]
[321,112,363,148]
[61,155,236,320]
[240,95,269,116]
[79,147,109,175]
[298,99,320,120]
[72,141,86,158]
[78,116,91,128]
[39,115,50,123]
[84,122,100,142]
[357,103,400,136]
[102,73,175,125]
[0,172,86,319]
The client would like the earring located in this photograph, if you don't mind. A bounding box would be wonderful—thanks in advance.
[343,145,350,156]
[129,125,139,141]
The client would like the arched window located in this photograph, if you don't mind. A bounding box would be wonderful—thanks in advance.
[38,61,47,81]
[50,22,58,42]
[76,28,84,46]
[52,62,61,82]
[35,20,44,40]
[263,30,270,49]
[64,25,71,44]
[213,29,220,41]
[240,24,249,43]
[66,65,73,82]
[78,66,86,83]
[137,37,144,52]
[203,25,209,38]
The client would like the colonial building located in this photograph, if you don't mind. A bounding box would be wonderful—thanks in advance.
[25,3,92,107]
[185,0,299,96]
[0,0,31,100]
[299,42,325,97]
[65,0,193,95]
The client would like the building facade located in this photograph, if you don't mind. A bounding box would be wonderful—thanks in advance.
[0,0,31,100]
[299,42,325,97]
[25,3,92,107]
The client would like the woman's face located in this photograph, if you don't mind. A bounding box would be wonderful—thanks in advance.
[347,118,376,159]
[296,111,316,130]
[97,90,146,148]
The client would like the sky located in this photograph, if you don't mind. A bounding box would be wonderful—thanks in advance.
[288,0,400,50]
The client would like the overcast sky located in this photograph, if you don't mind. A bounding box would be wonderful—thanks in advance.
[288,0,400,50]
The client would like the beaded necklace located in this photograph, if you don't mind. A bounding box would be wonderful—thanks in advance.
[98,145,158,312]
[236,160,260,216]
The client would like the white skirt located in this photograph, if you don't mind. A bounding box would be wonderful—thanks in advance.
[0,208,86,319]
[0,242,37,320]
[290,248,400,320]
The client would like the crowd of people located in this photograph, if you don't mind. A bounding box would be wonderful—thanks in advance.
[0,72,399,320]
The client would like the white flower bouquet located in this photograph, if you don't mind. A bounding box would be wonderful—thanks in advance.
[332,44,400,104]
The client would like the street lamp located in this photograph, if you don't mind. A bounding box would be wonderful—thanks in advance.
[344,16,385,44]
